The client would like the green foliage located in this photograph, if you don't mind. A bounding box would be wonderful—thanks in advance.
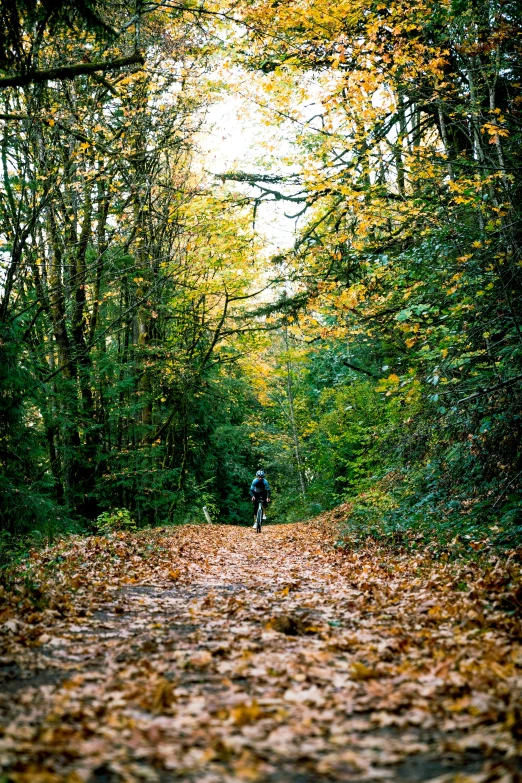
[335,475,522,560]
[0,8,263,546]
[95,508,137,534]
[2,0,522,559]
[0,323,68,544]
[231,0,522,550]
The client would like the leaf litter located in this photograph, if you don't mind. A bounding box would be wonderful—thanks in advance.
[1,513,522,782]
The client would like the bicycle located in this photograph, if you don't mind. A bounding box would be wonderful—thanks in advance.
[253,496,267,533]
[255,500,263,533]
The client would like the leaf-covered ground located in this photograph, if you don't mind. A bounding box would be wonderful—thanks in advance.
[1,514,522,783]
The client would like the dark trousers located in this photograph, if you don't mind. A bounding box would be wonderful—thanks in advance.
[252,495,267,516]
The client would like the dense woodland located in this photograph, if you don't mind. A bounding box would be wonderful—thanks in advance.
[1,0,522,557]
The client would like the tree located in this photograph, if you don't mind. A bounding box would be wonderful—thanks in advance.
[0,1,266,540]
[228,0,522,532]
[0,0,145,88]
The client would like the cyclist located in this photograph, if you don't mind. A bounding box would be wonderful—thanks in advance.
[250,470,271,528]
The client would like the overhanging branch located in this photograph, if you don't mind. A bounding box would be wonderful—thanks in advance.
[458,373,522,405]
[341,359,379,379]
[217,171,302,185]
[0,53,145,89]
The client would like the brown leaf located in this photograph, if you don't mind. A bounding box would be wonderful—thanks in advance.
[187,650,212,668]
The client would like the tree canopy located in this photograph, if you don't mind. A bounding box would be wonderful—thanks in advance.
[1,0,522,557]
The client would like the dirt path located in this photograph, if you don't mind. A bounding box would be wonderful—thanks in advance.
[1,521,522,782]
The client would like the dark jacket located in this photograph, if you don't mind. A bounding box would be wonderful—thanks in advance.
[250,477,271,499]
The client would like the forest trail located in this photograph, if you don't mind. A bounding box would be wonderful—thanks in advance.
[1,520,522,783]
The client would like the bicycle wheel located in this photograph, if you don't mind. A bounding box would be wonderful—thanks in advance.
[256,503,263,533]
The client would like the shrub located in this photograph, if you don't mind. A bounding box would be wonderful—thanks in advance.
[95,508,137,534]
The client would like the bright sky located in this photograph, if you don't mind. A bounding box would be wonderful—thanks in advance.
[199,92,300,254]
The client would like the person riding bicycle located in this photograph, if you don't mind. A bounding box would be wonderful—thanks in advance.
[250,470,271,528]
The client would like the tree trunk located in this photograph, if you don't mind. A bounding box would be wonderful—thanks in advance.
[284,326,306,499]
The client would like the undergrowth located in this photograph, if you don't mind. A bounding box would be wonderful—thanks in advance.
[334,472,522,561]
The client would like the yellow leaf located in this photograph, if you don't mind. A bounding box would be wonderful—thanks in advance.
[152,678,176,710]
[231,700,263,726]
[350,662,377,680]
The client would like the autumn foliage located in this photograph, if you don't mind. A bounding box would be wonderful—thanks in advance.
[1,0,522,775]
[230,0,522,539]
[2,519,522,780]
[1,0,522,548]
